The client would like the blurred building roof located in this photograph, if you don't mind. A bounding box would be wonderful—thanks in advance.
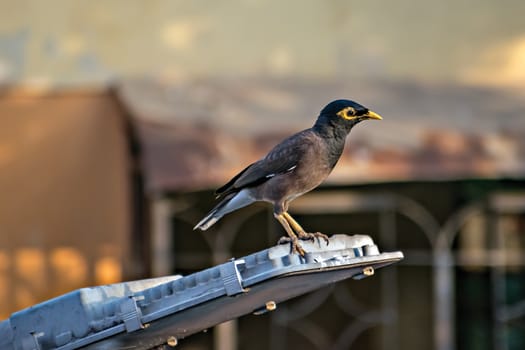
[118,78,525,193]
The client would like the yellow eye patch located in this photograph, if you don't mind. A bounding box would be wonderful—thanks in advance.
[336,107,357,120]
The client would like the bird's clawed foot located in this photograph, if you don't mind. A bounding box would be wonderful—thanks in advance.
[275,212,329,256]
[297,231,330,246]
[277,231,329,256]
[277,236,306,256]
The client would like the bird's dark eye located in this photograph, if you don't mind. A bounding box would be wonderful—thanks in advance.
[346,107,356,116]
[336,106,357,119]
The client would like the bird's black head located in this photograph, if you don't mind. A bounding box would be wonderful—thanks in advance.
[314,99,382,136]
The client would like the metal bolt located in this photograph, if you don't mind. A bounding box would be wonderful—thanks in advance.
[266,301,277,311]
[363,266,374,276]
[167,336,178,347]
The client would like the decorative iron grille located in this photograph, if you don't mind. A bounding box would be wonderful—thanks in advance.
[161,180,525,350]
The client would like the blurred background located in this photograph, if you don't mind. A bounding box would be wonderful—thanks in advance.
[1,1,525,349]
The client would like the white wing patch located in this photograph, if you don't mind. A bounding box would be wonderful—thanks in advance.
[265,165,297,179]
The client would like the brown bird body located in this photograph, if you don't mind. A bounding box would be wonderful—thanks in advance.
[194,99,382,255]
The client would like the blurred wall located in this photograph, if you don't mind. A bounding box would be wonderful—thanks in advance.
[1,0,525,87]
[0,91,131,319]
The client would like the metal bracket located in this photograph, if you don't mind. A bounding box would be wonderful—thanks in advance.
[120,297,144,332]
[19,333,41,350]
[220,259,246,296]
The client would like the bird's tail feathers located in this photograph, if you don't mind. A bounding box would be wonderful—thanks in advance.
[193,210,220,231]
[193,193,236,231]
[193,190,255,231]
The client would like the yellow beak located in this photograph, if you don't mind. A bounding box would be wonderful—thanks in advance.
[364,110,383,120]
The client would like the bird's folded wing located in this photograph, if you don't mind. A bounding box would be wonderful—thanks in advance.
[216,130,312,198]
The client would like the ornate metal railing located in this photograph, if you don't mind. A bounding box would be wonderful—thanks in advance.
[162,185,525,350]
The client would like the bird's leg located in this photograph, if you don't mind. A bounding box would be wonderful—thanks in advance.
[282,212,306,234]
[283,212,329,246]
[274,213,306,256]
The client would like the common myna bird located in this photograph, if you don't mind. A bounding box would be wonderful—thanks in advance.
[194,99,382,255]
